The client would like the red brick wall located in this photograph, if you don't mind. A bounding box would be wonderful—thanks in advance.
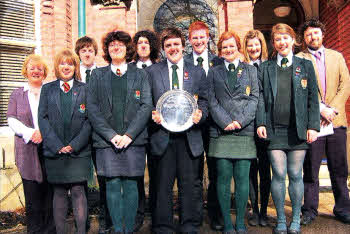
[320,0,350,125]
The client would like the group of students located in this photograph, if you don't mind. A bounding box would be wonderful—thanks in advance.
[7,18,350,234]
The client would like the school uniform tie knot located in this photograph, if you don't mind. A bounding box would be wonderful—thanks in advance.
[228,63,235,72]
[253,63,259,69]
[86,69,91,83]
[116,68,122,76]
[281,58,288,68]
[142,63,147,69]
[63,82,70,93]
[171,64,179,90]
[197,57,204,67]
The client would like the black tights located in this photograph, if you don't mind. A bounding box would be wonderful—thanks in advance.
[53,183,87,234]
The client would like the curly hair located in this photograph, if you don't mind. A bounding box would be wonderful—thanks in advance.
[102,31,135,63]
[133,30,160,63]
[300,18,326,36]
[22,54,49,79]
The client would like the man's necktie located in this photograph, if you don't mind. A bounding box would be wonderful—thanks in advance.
[228,63,236,88]
[63,82,70,93]
[197,57,204,67]
[142,63,147,69]
[314,51,326,98]
[86,69,91,83]
[171,64,179,90]
[253,63,259,69]
[281,57,288,68]
[116,68,121,76]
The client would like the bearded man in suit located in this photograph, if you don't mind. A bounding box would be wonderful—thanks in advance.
[297,18,350,225]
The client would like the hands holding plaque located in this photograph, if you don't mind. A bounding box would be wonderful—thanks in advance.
[152,90,202,132]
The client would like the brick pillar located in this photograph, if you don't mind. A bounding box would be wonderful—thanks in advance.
[218,0,254,43]
[41,0,73,81]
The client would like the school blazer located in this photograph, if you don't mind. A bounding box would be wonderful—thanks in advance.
[87,64,153,148]
[297,48,350,128]
[208,62,259,137]
[147,60,208,157]
[256,56,320,141]
[38,79,91,158]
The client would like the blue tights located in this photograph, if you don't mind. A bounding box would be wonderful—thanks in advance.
[268,150,306,231]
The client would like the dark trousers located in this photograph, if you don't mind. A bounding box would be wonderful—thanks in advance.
[249,141,271,215]
[303,127,350,217]
[92,150,113,229]
[136,151,158,218]
[153,134,202,233]
[22,178,56,234]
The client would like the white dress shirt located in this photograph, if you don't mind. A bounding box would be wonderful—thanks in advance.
[224,58,240,71]
[249,59,261,66]
[136,59,152,69]
[167,58,184,90]
[111,62,128,76]
[277,51,293,68]
[8,83,41,144]
[193,49,209,75]
[80,63,97,83]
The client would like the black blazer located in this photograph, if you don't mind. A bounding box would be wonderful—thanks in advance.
[184,52,224,68]
[87,64,153,148]
[208,62,259,137]
[147,59,208,157]
[256,56,320,140]
[38,79,91,157]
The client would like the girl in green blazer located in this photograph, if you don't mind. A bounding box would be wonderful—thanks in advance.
[256,24,320,234]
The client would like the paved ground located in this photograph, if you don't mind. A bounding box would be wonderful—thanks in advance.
[1,191,349,234]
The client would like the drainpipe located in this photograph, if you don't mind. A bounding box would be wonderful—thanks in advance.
[78,0,86,37]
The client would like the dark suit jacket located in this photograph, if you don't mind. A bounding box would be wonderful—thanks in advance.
[7,87,43,182]
[184,51,224,68]
[256,56,320,141]
[147,59,208,157]
[87,64,153,148]
[38,79,91,157]
[208,62,259,137]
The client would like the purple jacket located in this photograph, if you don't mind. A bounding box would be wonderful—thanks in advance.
[7,87,43,183]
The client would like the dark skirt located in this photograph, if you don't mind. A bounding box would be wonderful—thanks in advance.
[267,127,309,150]
[95,146,146,177]
[45,156,91,184]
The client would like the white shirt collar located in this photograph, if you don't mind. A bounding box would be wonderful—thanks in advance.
[249,59,261,66]
[193,49,209,74]
[111,62,128,76]
[224,58,240,71]
[277,51,293,67]
[23,83,42,93]
[59,79,74,92]
[136,59,152,69]
[80,63,97,83]
[167,58,184,90]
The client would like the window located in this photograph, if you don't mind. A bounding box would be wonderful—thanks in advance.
[0,0,36,126]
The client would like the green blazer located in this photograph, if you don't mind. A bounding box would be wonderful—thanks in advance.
[256,56,320,141]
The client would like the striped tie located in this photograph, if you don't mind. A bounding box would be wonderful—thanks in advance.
[63,82,70,93]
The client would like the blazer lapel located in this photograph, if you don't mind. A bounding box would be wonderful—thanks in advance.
[324,48,332,103]
[183,61,193,92]
[268,60,277,104]
[54,80,62,116]
[70,80,80,119]
[126,64,136,105]
[160,61,170,91]
[304,50,323,100]
[104,65,113,109]
[217,64,233,98]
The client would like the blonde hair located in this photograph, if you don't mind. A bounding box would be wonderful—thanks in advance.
[54,49,81,81]
[242,30,268,63]
[22,54,49,79]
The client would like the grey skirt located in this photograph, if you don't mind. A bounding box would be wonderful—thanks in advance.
[95,146,146,177]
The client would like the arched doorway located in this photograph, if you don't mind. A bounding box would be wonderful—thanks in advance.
[253,0,305,55]
[153,0,217,53]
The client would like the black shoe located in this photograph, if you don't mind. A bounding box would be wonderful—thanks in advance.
[300,215,314,225]
[210,218,224,231]
[248,213,259,226]
[133,214,144,232]
[259,214,268,227]
[334,212,350,224]
[273,227,287,234]
[287,228,301,234]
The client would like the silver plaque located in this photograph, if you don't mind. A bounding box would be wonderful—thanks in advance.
[156,89,198,132]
